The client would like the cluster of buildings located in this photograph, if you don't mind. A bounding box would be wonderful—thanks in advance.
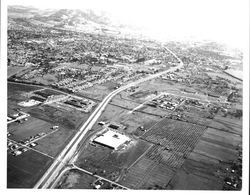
[19,89,96,113]
[63,97,96,113]
[51,66,127,92]
[50,65,150,92]
[8,124,59,157]
[147,93,184,111]
[222,146,242,190]
[8,135,38,157]
[18,89,68,107]
[91,121,130,150]
[184,99,205,109]
[161,69,236,99]
[7,111,30,124]
[7,27,153,68]
[8,17,180,90]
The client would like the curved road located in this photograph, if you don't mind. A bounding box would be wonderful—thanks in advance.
[34,47,184,189]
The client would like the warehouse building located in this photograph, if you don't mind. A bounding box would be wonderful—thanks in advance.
[93,130,131,150]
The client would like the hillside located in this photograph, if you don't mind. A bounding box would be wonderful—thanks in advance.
[8,5,120,35]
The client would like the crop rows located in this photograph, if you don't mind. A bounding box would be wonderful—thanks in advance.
[121,156,174,189]
[120,158,154,188]
[120,118,208,188]
[143,119,207,165]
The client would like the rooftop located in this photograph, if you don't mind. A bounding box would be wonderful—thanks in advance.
[93,129,130,150]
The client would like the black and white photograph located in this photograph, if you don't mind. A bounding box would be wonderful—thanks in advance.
[1,0,249,193]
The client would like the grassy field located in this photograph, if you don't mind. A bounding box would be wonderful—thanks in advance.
[57,169,119,189]
[78,82,116,101]
[57,169,96,189]
[35,126,78,157]
[7,66,29,78]
[8,117,53,141]
[7,150,53,188]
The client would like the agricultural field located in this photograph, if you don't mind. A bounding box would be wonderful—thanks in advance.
[62,83,242,190]
[209,116,242,135]
[7,150,53,188]
[167,126,242,190]
[119,155,175,189]
[119,118,207,189]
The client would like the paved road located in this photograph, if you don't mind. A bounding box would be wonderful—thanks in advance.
[34,47,184,189]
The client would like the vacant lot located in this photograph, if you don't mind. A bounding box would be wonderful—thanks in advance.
[57,169,118,189]
[7,150,53,188]
[79,83,115,101]
[35,126,78,157]
[57,169,96,189]
[8,117,53,141]
[8,66,29,78]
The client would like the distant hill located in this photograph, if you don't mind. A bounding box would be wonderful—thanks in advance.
[8,5,121,35]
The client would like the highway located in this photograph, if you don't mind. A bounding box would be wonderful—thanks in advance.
[34,47,184,189]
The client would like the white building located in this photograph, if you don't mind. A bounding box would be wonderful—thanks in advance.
[93,130,131,150]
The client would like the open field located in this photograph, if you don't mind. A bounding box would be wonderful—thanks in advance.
[166,164,223,190]
[8,82,42,101]
[28,104,87,130]
[78,81,119,101]
[34,126,77,157]
[57,168,123,189]
[57,169,96,189]
[30,73,57,85]
[7,150,53,188]
[8,66,29,78]
[7,117,53,141]
[209,116,242,135]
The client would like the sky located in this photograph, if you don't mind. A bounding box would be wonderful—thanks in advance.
[6,0,249,48]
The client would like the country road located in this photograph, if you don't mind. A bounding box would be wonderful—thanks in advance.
[33,47,184,189]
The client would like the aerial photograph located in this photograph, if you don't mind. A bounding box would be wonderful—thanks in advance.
[4,0,249,191]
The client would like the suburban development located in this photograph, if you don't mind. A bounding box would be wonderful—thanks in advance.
[7,4,243,190]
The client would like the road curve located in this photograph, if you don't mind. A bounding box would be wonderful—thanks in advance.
[34,47,184,189]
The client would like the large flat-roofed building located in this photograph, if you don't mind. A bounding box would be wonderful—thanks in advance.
[93,129,131,150]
